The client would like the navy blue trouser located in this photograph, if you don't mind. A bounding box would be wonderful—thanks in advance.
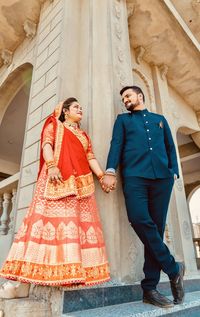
[123,176,179,291]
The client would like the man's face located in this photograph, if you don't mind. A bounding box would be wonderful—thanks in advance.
[121,88,140,111]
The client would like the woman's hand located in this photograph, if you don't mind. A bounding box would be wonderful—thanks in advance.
[48,166,63,185]
[101,175,117,193]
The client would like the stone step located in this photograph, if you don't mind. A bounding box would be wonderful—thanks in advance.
[62,278,200,314]
[0,298,51,317]
[62,290,200,317]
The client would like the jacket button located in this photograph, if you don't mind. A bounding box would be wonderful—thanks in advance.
[150,147,153,150]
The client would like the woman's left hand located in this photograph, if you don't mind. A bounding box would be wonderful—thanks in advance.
[48,166,63,185]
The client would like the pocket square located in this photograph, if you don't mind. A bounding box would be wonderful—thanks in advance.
[159,121,163,128]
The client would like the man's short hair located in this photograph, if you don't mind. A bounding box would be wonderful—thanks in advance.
[120,85,145,103]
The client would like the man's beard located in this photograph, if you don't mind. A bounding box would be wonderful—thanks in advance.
[126,101,140,111]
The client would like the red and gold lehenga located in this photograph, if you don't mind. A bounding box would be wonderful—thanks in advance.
[0,104,110,286]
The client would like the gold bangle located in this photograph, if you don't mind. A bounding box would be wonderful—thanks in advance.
[46,160,56,169]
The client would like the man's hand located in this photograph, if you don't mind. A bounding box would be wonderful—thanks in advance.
[101,174,117,193]
[174,174,178,181]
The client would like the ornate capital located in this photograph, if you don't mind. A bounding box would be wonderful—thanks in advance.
[135,46,145,64]
[159,64,169,80]
[1,49,13,66]
[23,19,37,39]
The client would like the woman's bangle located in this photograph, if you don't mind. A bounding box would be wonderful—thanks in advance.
[97,173,104,180]
[46,160,56,169]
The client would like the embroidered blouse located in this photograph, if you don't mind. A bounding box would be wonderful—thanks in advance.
[42,123,95,161]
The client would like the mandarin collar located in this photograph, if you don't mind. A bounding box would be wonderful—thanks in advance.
[129,108,148,115]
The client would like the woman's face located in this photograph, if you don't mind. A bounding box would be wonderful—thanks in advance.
[65,102,83,122]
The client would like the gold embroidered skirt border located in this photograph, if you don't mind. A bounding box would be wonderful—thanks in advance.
[0,260,110,286]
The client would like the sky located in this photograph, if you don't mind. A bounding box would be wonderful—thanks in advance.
[189,187,200,224]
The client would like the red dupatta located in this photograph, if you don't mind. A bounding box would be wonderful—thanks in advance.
[38,103,94,200]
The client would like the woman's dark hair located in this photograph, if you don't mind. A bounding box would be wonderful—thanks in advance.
[58,97,78,122]
[120,85,145,103]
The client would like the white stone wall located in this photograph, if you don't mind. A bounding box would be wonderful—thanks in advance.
[15,0,64,231]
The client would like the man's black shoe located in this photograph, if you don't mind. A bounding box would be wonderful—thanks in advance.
[143,290,174,308]
[170,262,185,304]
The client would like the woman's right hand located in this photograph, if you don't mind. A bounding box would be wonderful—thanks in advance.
[48,166,63,185]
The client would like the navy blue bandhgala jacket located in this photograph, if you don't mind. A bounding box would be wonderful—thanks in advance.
[106,109,179,179]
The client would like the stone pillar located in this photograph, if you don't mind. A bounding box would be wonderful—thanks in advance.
[152,65,197,273]
[57,0,142,281]
[0,193,12,235]
[8,188,17,234]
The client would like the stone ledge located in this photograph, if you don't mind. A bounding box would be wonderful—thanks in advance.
[63,278,200,314]
[62,290,200,317]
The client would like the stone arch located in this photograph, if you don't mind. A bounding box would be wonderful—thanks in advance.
[0,63,33,177]
[177,126,200,268]
[0,62,33,125]
[132,68,154,110]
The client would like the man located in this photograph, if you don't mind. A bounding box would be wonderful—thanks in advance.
[102,85,185,308]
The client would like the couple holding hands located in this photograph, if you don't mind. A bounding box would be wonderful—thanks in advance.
[0,86,184,309]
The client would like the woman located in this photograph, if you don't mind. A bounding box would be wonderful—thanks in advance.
[0,98,110,298]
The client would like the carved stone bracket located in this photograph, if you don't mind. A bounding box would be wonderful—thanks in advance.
[1,49,13,66]
[132,68,154,107]
[23,19,37,39]
[159,64,169,80]
[135,46,145,64]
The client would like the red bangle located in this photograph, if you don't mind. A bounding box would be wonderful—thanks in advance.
[97,173,104,180]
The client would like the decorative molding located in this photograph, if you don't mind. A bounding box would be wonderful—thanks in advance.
[127,3,135,19]
[115,22,122,39]
[159,64,169,80]
[114,2,121,19]
[1,49,13,66]
[183,220,191,240]
[192,0,200,9]
[175,178,183,191]
[196,111,200,126]
[135,46,145,64]
[23,19,37,39]
[117,48,124,62]
[132,68,153,107]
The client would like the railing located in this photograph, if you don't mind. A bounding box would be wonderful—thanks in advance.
[0,173,19,235]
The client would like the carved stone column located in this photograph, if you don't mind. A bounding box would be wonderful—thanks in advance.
[0,193,12,235]
[152,65,197,274]
[58,0,140,282]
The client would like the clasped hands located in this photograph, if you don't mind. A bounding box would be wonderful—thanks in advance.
[99,174,117,193]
